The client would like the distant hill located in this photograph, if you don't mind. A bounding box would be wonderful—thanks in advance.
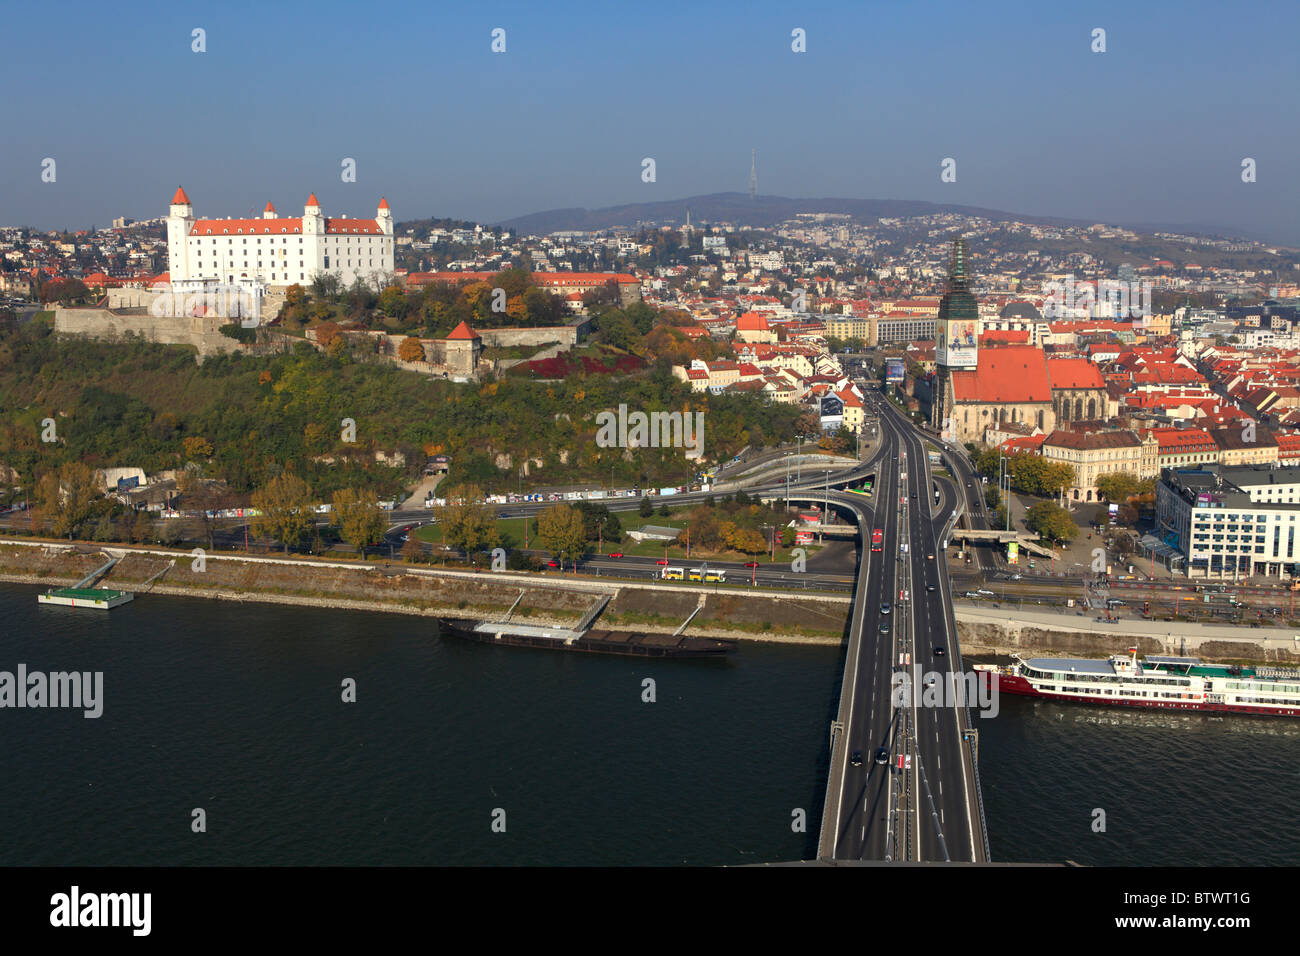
[495,192,1264,244]
[497,192,1097,235]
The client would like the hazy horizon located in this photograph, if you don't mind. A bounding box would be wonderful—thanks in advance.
[2,0,1296,243]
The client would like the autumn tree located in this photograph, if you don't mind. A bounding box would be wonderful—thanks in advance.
[314,321,341,348]
[250,473,316,553]
[182,435,214,460]
[331,488,388,557]
[1025,501,1077,545]
[1095,472,1141,503]
[398,336,426,363]
[378,286,408,318]
[437,483,499,555]
[35,461,101,539]
[537,502,587,566]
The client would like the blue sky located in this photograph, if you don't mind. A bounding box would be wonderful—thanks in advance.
[2,0,1297,242]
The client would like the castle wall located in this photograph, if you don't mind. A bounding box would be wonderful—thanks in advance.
[53,306,240,360]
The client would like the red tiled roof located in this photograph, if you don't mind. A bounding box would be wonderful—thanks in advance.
[446,321,480,340]
[189,217,382,235]
[1047,358,1105,390]
[950,346,1052,404]
[171,186,190,204]
[306,193,320,206]
[323,218,382,234]
[378,197,390,210]
[979,329,1030,345]
[1000,435,1045,453]
[1144,427,1216,453]
[1043,429,1141,451]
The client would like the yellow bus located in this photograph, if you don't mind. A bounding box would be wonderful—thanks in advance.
[704,570,726,583]
[662,567,684,580]
[688,568,703,582]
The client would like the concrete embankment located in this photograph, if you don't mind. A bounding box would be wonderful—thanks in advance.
[957,605,1300,664]
[0,539,849,646]
[9,537,1297,663]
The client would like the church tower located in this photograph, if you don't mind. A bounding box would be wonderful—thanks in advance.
[931,236,980,435]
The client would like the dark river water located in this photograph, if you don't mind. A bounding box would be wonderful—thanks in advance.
[2,583,1295,865]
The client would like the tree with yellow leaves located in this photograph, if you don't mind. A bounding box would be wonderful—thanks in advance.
[251,473,315,553]
[35,461,101,539]
[332,488,388,558]
[398,336,426,363]
[536,503,587,567]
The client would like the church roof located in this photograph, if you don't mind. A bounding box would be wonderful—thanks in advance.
[1046,357,1105,389]
[950,345,1052,404]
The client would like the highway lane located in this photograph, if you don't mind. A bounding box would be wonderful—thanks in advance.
[878,390,988,863]
[822,423,900,860]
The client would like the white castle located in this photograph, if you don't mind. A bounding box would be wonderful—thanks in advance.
[165,186,395,300]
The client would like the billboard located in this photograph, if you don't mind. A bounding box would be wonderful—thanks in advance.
[885,358,905,384]
[937,319,978,368]
[1007,542,1019,565]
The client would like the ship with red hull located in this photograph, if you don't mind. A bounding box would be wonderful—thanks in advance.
[974,649,1300,718]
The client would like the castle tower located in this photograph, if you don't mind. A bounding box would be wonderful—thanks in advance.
[931,236,981,434]
[263,201,277,220]
[166,186,194,281]
[303,192,322,234]
[376,197,393,235]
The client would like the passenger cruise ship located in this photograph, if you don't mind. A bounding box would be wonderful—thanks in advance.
[974,650,1300,717]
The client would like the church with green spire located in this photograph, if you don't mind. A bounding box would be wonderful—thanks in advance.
[930,236,981,435]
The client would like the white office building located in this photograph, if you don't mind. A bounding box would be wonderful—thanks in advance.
[1157,465,1300,579]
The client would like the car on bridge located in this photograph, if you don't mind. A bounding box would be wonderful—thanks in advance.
[879,621,891,634]
[934,645,945,657]
[871,529,883,552]
[744,561,759,569]
[880,602,891,615]
[874,746,889,765]
[850,751,863,767]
